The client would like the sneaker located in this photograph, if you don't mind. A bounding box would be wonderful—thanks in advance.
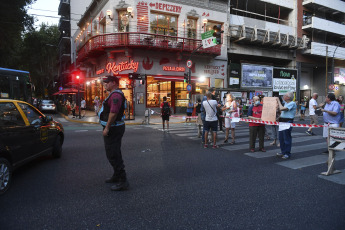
[276,153,284,158]
[111,180,129,191]
[306,131,312,136]
[260,148,266,152]
[212,145,219,149]
[105,176,120,183]
[282,154,290,160]
[204,144,208,148]
[250,149,255,152]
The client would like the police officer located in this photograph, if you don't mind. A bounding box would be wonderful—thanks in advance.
[99,75,129,191]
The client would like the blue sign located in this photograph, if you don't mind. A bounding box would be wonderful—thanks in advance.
[59,87,63,91]
[186,84,192,92]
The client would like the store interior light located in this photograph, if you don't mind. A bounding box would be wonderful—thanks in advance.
[127,6,134,18]
[303,84,309,89]
[202,18,208,28]
[199,76,206,82]
[86,81,90,85]
[106,10,113,21]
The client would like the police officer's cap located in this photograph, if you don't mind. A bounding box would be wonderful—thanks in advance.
[103,75,119,83]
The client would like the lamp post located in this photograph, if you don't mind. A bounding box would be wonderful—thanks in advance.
[76,75,81,119]
[331,39,345,84]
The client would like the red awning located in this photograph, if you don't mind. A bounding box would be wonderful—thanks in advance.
[52,88,85,95]
[153,75,199,82]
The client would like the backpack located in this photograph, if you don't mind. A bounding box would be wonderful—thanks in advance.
[162,102,170,116]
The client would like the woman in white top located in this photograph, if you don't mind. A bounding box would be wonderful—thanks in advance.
[222,94,237,144]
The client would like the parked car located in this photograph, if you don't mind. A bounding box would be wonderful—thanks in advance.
[39,99,57,113]
[0,99,64,195]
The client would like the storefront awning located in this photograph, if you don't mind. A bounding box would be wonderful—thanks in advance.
[153,75,199,82]
[52,88,85,95]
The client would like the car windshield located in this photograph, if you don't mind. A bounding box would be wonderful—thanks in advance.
[42,100,54,104]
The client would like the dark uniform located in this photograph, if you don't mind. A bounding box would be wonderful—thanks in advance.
[99,89,128,190]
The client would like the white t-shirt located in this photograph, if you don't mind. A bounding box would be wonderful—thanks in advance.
[202,99,218,121]
[309,98,317,115]
[81,100,86,108]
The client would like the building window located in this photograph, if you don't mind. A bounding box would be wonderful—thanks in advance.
[187,18,197,39]
[215,79,224,88]
[119,11,129,32]
[150,13,177,36]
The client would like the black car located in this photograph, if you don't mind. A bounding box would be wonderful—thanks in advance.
[0,99,64,195]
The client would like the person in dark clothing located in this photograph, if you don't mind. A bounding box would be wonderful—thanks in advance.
[99,75,129,191]
[160,96,171,132]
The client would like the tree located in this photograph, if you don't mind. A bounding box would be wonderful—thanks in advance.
[20,24,60,97]
[0,0,35,67]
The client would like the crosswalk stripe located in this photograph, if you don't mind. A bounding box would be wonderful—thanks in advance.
[318,170,345,185]
[276,152,345,169]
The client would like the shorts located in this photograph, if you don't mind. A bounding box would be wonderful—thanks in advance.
[186,112,192,116]
[310,115,318,124]
[300,109,305,115]
[204,120,218,132]
[162,115,169,121]
[224,117,236,129]
[323,123,339,138]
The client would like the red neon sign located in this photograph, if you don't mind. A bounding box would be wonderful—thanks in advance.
[162,66,185,72]
[96,69,104,75]
[106,60,139,75]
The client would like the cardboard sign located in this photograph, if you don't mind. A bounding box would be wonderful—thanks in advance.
[261,97,277,122]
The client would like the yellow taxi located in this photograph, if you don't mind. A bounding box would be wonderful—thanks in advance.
[0,99,64,195]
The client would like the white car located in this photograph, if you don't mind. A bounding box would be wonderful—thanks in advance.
[39,100,57,113]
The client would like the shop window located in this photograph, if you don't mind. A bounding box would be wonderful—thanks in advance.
[187,18,197,39]
[146,76,171,107]
[119,11,129,32]
[205,21,220,33]
[150,13,177,36]
[215,79,224,88]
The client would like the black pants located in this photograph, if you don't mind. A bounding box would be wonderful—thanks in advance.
[103,124,126,180]
[217,114,223,131]
[249,126,265,150]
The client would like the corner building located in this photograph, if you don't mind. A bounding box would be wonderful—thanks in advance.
[72,0,228,118]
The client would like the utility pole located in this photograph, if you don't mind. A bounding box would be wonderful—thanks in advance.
[326,46,328,96]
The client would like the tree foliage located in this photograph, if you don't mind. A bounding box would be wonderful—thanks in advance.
[0,0,36,67]
[20,24,60,97]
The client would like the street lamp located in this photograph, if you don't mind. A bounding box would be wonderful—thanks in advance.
[331,39,345,84]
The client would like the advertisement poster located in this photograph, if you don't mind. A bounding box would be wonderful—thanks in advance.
[261,97,277,122]
[241,64,273,88]
[334,68,345,84]
[273,68,297,92]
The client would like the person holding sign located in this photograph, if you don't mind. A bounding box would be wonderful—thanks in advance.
[222,94,237,144]
[276,92,297,160]
[247,96,265,152]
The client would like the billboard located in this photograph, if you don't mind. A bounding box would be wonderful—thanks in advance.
[273,68,297,92]
[241,64,273,88]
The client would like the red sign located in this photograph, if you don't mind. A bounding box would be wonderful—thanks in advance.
[106,60,139,75]
[186,60,192,68]
[162,66,185,72]
[149,2,182,13]
[96,69,104,75]
[329,84,335,90]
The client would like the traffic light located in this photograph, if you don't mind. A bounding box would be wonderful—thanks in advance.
[184,72,189,83]
[129,73,140,79]
[213,24,224,44]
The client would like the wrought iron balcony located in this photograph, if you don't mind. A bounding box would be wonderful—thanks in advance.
[77,32,221,62]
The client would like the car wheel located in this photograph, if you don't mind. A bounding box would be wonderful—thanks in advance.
[0,158,12,195]
[52,135,62,158]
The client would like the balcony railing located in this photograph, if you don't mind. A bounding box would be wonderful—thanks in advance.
[77,32,221,62]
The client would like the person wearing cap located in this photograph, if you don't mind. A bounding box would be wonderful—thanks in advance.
[98,75,129,191]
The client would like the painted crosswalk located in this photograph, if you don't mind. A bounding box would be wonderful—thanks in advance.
[149,123,345,185]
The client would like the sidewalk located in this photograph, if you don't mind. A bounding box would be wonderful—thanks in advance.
[60,109,190,125]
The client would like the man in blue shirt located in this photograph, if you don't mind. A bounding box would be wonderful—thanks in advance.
[321,93,341,141]
[276,92,297,159]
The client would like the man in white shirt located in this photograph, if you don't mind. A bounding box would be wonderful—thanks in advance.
[306,93,322,135]
[202,92,219,149]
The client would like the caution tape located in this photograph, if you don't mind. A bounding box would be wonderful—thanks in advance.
[150,110,325,127]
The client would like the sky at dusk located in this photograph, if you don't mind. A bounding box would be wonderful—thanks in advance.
[26,0,60,28]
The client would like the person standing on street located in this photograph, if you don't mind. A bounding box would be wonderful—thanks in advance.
[222,93,237,144]
[321,93,341,147]
[300,98,307,121]
[80,97,86,118]
[306,93,322,136]
[99,75,129,191]
[203,92,219,149]
[186,99,194,123]
[247,96,265,152]
[337,95,344,127]
[276,92,297,160]
[94,96,100,116]
[160,96,171,132]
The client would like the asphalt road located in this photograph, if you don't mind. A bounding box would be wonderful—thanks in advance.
[0,115,344,229]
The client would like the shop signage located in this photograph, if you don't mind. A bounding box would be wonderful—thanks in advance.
[201,30,216,49]
[96,69,105,75]
[203,65,224,75]
[149,2,182,13]
[163,66,185,72]
[229,63,240,88]
[241,64,273,88]
[273,68,297,92]
[106,60,139,75]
